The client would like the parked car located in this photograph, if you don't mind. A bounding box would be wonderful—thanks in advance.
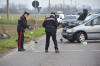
[61,14,100,43]
[62,15,78,28]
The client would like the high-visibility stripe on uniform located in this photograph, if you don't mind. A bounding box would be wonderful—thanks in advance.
[19,18,21,20]
[19,31,22,49]
[45,18,55,21]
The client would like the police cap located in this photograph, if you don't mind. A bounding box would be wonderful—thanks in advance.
[23,11,30,16]
[51,12,56,16]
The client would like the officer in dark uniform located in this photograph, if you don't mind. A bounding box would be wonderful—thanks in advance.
[17,11,30,51]
[42,13,59,53]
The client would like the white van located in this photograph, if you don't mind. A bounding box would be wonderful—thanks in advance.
[56,14,64,25]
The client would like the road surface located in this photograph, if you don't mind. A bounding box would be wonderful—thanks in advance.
[0,28,100,66]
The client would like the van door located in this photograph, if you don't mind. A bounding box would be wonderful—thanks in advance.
[87,17,100,39]
[56,15,61,24]
[59,15,62,23]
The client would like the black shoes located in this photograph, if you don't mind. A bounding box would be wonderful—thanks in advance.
[55,49,59,53]
[45,50,48,53]
[45,49,59,53]
[18,49,26,51]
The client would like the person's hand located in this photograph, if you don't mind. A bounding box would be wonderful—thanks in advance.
[29,26,31,29]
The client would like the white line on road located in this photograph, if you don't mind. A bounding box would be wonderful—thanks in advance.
[90,50,100,51]
[30,50,100,52]
[47,50,85,51]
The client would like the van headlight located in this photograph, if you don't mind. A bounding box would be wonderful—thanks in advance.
[66,29,74,32]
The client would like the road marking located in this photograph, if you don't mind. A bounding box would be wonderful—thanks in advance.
[64,50,85,51]
[0,52,17,60]
[31,50,100,52]
[90,50,100,51]
[46,50,85,51]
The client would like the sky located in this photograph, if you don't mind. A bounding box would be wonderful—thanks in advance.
[0,0,100,9]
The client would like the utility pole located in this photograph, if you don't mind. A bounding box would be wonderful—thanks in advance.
[75,0,78,13]
[49,0,50,14]
[7,0,9,19]
[93,3,94,10]
[92,3,94,13]
[63,0,65,14]
[75,0,76,10]
[70,0,72,14]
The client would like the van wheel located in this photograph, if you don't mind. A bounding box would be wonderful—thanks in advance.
[68,39,75,42]
[76,32,86,43]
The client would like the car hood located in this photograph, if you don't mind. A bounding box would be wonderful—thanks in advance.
[74,20,83,24]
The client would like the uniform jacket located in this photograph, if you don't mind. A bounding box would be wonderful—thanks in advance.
[42,15,58,33]
[17,15,29,32]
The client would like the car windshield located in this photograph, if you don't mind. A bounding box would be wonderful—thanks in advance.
[82,15,97,24]
[64,16,76,19]
[56,15,59,18]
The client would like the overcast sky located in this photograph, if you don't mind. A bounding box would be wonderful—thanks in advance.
[0,0,100,9]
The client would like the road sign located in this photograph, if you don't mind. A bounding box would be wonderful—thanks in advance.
[32,1,39,8]
[37,7,41,13]
[32,0,40,30]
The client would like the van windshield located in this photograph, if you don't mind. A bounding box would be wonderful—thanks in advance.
[82,15,97,24]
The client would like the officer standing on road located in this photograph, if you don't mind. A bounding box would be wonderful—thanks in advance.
[42,12,59,53]
[17,11,30,51]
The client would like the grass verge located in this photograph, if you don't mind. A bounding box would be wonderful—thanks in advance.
[0,26,61,54]
[0,28,45,54]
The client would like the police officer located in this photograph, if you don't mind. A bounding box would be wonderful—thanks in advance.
[17,11,30,51]
[42,12,59,53]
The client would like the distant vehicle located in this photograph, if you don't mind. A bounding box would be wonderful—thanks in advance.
[49,11,64,25]
[53,11,64,25]
[56,14,64,25]
[62,15,78,28]
[61,14,100,43]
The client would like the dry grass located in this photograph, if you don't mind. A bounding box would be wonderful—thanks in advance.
[0,19,44,36]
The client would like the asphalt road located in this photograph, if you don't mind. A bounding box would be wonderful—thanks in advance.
[0,28,100,66]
